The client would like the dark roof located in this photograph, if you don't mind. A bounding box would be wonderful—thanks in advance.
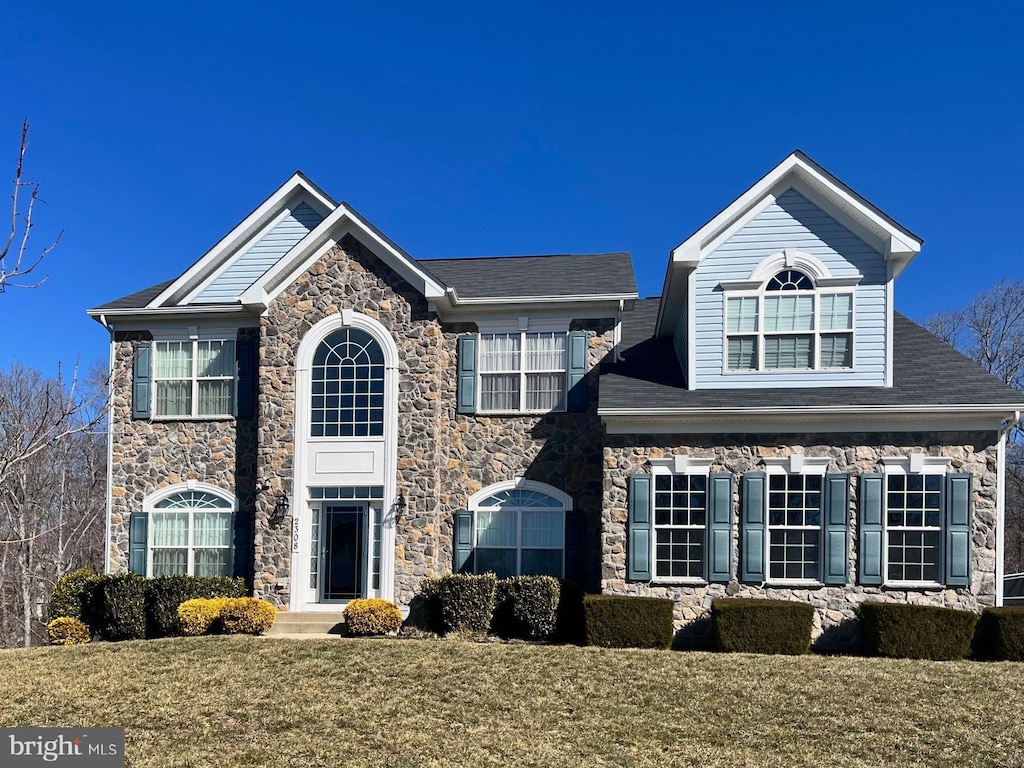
[599,298,1024,410]
[91,280,175,311]
[421,253,637,299]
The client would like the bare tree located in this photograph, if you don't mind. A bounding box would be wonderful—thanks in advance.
[926,278,1024,572]
[1,119,59,292]
[0,363,106,647]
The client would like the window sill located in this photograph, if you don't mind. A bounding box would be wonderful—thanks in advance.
[765,580,825,588]
[150,415,235,422]
[724,368,855,374]
[882,581,945,591]
[475,409,566,417]
[651,578,707,587]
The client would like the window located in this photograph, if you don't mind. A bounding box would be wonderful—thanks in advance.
[311,328,385,437]
[885,473,943,583]
[154,339,235,417]
[149,491,233,577]
[767,473,821,580]
[479,332,567,412]
[725,269,854,372]
[653,473,707,579]
[471,487,566,578]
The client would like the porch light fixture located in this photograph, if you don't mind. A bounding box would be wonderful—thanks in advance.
[270,493,290,527]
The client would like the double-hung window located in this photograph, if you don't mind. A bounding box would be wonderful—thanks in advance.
[651,463,713,580]
[766,472,822,581]
[885,473,942,583]
[154,339,236,417]
[725,268,854,372]
[479,331,567,412]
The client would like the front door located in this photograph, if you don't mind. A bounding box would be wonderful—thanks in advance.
[319,503,367,602]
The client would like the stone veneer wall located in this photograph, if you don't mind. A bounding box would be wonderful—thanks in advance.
[602,431,999,649]
[107,329,258,575]
[255,232,615,606]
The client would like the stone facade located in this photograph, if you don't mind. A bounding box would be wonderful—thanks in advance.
[602,431,1000,648]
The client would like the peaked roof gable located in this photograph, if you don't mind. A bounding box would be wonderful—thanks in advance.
[656,150,923,337]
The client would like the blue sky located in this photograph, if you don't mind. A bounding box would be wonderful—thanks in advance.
[1,1,1021,374]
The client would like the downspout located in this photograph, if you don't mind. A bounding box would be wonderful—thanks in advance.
[996,410,1021,607]
[100,314,115,575]
[614,300,623,362]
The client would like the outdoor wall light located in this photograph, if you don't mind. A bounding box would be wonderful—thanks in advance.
[270,493,290,527]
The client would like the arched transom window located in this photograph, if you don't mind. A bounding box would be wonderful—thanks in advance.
[472,487,566,578]
[311,328,385,437]
[726,268,854,371]
[149,490,233,577]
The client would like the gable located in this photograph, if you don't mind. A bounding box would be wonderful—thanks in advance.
[190,202,325,304]
[691,189,888,389]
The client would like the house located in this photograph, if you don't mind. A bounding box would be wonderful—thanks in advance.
[88,152,1024,646]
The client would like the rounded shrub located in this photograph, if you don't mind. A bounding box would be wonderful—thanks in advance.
[47,617,91,646]
[178,598,229,636]
[219,598,276,635]
[493,576,561,640]
[93,574,148,641]
[344,598,403,636]
[146,575,247,637]
[49,568,101,622]
[858,602,977,660]
[712,598,815,655]
[434,573,497,634]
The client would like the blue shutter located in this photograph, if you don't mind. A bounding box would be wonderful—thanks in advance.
[454,509,474,573]
[456,335,478,415]
[231,509,251,580]
[945,473,972,587]
[706,473,733,583]
[858,473,884,586]
[564,509,585,583]
[627,474,652,581]
[132,342,152,419]
[236,335,257,419]
[822,474,850,585]
[740,473,765,583]
[128,512,148,575]
[566,331,588,412]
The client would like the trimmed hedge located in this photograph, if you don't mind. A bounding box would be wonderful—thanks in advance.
[712,599,814,655]
[976,607,1024,661]
[92,574,148,641]
[858,602,977,660]
[47,617,91,646]
[583,595,674,649]
[344,598,403,636]
[493,576,561,640]
[49,568,101,622]
[432,573,497,634]
[555,581,587,645]
[145,575,247,637]
[178,598,230,636]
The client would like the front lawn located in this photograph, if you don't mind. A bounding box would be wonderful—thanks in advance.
[1,637,1021,767]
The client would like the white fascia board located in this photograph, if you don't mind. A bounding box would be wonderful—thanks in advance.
[653,259,692,339]
[599,404,1024,435]
[668,153,921,270]
[148,173,337,309]
[238,205,447,312]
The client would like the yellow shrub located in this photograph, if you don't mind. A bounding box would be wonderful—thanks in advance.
[219,598,276,635]
[344,598,403,636]
[178,598,229,636]
[47,617,91,645]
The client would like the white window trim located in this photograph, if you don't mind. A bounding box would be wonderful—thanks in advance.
[476,322,572,415]
[152,336,237,420]
[762,459,831,586]
[649,456,713,585]
[144,482,236,578]
[881,454,950,588]
[468,479,570,579]
[720,251,860,375]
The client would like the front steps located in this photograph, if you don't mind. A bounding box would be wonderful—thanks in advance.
[266,611,346,638]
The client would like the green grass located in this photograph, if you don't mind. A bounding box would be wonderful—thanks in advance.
[2,636,1022,767]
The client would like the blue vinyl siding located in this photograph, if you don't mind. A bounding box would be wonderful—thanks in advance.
[693,188,888,388]
[192,201,324,304]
